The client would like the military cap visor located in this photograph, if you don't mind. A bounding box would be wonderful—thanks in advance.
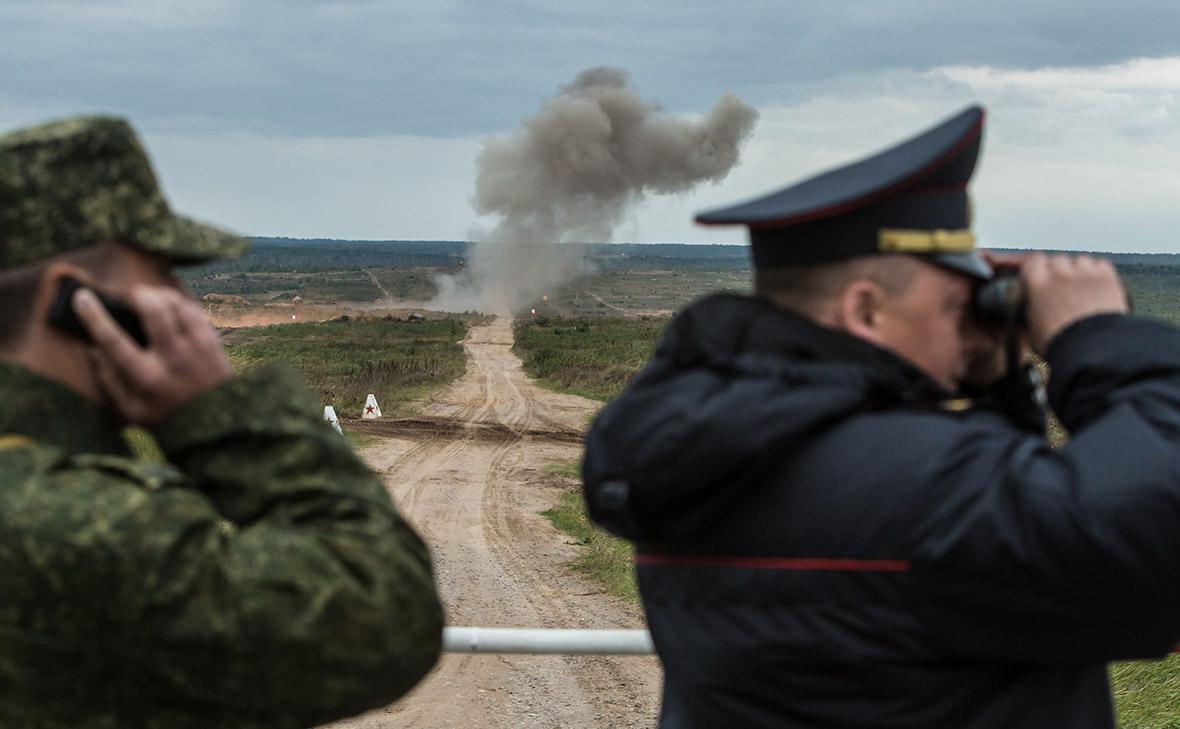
[0,116,248,269]
[696,105,991,281]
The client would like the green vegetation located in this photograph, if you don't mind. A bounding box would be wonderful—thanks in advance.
[543,462,581,479]
[522,269,751,319]
[1113,659,1180,728]
[542,476,638,602]
[513,317,667,401]
[372,269,439,300]
[344,431,382,449]
[184,268,442,303]
[121,318,467,459]
[222,317,468,417]
[186,270,369,300]
[183,238,467,275]
[1120,266,1180,328]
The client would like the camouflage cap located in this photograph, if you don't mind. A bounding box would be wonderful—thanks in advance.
[0,115,249,269]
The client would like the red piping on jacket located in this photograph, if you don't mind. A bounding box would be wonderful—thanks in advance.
[635,554,911,572]
[640,554,1180,652]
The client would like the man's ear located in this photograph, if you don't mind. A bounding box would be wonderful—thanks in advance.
[835,280,887,346]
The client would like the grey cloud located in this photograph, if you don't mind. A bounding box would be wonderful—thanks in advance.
[4,0,1180,137]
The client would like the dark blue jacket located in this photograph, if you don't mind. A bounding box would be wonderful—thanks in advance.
[583,293,1180,729]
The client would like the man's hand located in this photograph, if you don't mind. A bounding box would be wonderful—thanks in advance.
[73,285,231,426]
[1023,253,1129,354]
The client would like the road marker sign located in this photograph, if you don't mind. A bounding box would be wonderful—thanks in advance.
[323,405,343,434]
[363,394,382,419]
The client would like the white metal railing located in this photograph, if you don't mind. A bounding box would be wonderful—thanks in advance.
[442,627,654,655]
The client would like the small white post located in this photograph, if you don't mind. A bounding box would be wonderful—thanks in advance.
[362,393,382,419]
[323,405,343,435]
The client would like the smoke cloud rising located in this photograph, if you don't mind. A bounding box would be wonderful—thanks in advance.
[432,67,758,314]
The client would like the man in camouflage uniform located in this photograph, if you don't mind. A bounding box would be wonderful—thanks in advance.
[0,116,444,728]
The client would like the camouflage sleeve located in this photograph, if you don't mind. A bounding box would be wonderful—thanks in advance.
[66,363,440,726]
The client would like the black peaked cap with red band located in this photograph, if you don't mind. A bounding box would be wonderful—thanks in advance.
[696,105,991,280]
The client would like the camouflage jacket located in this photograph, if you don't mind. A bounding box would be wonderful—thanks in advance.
[0,362,443,728]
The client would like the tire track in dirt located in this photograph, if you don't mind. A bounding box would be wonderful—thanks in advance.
[326,317,659,729]
[364,269,392,301]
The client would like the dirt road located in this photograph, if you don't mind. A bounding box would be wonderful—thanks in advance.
[328,316,660,728]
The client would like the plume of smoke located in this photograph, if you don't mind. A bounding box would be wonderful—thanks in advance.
[431,67,758,314]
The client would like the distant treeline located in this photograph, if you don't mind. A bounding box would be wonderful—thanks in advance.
[187,237,1180,276]
[189,238,468,273]
[184,237,752,274]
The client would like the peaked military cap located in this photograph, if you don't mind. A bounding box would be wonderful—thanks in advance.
[0,115,248,269]
[696,105,991,280]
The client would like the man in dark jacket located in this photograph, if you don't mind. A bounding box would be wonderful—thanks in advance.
[582,106,1171,728]
[0,116,444,728]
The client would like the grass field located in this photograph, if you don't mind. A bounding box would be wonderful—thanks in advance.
[1122,267,1180,328]
[122,317,470,458]
[523,269,751,319]
[541,463,638,602]
[1112,659,1180,728]
[183,267,442,303]
[513,316,668,401]
[222,317,468,417]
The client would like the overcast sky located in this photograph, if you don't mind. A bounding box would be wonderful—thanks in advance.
[4,0,1180,252]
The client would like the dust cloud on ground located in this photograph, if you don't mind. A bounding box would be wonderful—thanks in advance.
[431,67,758,314]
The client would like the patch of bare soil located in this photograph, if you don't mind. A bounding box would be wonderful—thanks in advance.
[341,416,584,445]
[325,317,660,729]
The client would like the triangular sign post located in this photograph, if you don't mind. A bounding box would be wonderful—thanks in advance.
[362,394,382,419]
[323,405,343,435]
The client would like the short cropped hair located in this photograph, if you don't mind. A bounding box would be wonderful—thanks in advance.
[754,254,921,319]
[0,242,116,350]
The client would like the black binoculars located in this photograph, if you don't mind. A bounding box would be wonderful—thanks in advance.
[971,272,1024,326]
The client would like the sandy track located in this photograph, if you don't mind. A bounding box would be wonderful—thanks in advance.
[327,317,660,728]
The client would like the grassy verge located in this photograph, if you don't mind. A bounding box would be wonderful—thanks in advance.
[541,464,638,602]
[223,317,468,417]
[1113,658,1180,727]
[1121,268,1180,328]
[125,407,384,459]
[543,462,582,479]
[344,431,383,449]
[129,425,382,456]
[513,317,667,401]
[124,317,469,462]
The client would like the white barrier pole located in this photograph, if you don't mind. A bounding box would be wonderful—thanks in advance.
[443,627,654,655]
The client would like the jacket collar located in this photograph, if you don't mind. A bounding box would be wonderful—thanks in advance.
[663,293,952,402]
[0,361,130,455]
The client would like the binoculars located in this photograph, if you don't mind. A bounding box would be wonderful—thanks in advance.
[974,270,1133,327]
[971,272,1025,326]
